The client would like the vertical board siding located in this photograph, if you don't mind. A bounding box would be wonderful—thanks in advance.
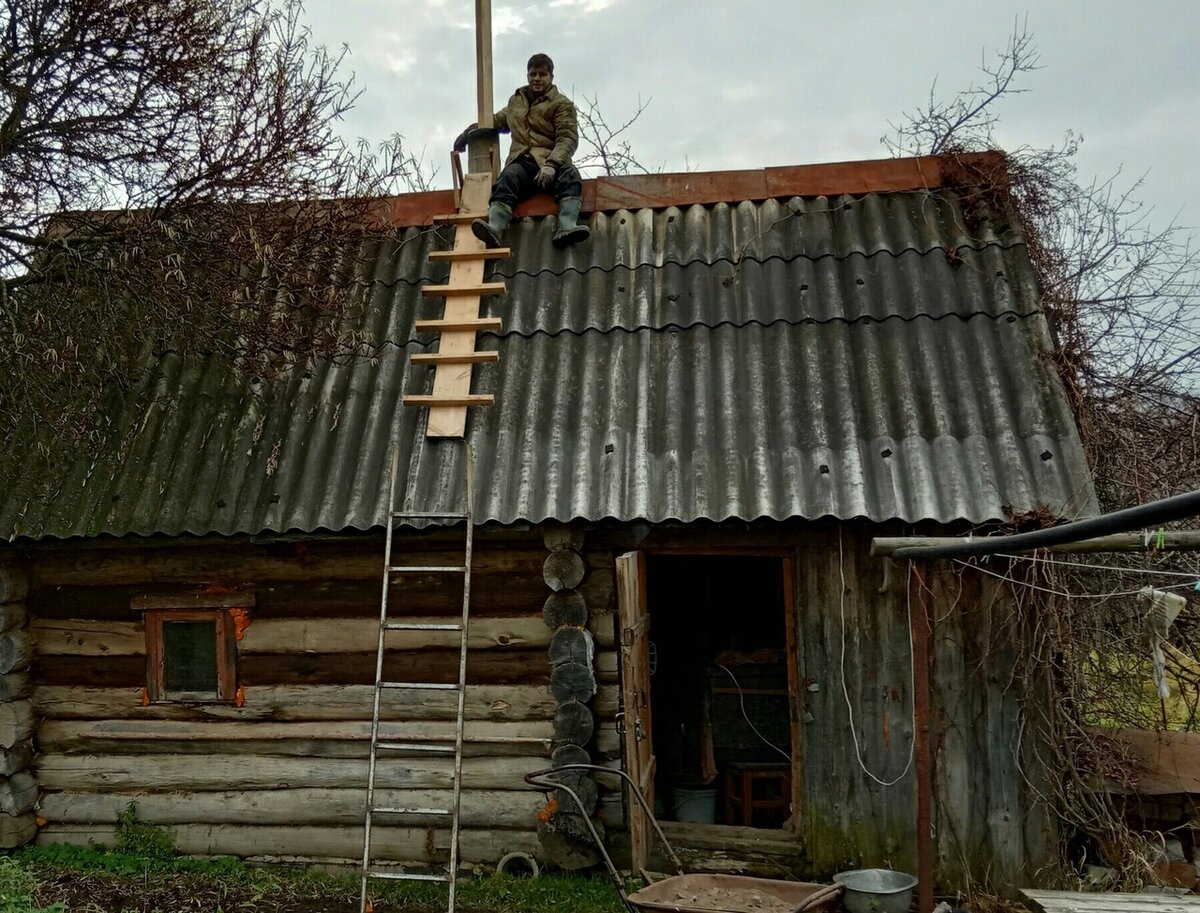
[28,531,563,864]
[798,527,918,875]
[797,523,1052,887]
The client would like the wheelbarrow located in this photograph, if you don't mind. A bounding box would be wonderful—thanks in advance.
[525,764,844,913]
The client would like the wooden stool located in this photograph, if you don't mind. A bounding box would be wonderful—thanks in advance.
[723,761,791,828]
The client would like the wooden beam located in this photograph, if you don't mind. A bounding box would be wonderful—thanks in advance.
[35,753,547,791]
[34,683,619,722]
[38,718,552,750]
[427,248,510,261]
[872,530,1200,557]
[32,613,599,656]
[410,352,499,366]
[402,395,496,408]
[432,212,489,224]
[38,823,540,866]
[40,787,543,828]
[420,282,506,298]
[413,318,502,333]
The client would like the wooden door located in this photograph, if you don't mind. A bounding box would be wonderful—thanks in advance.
[616,551,655,874]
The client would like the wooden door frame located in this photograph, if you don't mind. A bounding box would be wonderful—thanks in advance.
[618,547,803,837]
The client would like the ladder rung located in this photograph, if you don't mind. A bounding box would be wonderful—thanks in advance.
[384,622,463,632]
[372,806,452,816]
[421,282,506,297]
[380,681,461,690]
[428,248,511,261]
[391,510,469,519]
[367,870,450,882]
[377,741,456,753]
[432,212,488,224]
[402,395,495,408]
[388,565,468,573]
[413,317,502,332]
[410,351,499,365]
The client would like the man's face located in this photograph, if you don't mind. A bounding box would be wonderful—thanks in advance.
[527,67,552,94]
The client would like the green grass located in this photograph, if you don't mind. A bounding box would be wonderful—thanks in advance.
[0,856,65,913]
[377,872,628,913]
[7,805,629,912]
[10,844,628,913]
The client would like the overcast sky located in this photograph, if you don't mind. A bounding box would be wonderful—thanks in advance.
[300,0,1199,235]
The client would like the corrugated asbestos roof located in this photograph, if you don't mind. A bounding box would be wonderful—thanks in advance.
[0,186,1098,540]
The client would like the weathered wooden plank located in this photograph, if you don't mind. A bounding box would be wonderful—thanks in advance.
[35,648,553,688]
[39,718,553,754]
[40,738,539,760]
[0,770,38,815]
[0,567,28,604]
[0,631,33,674]
[0,601,26,633]
[32,615,601,656]
[36,753,545,791]
[37,823,539,864]
[1102,728,1200,795]
[1022,890,1200,913]
[33,615,616,656]
[0,672,30,702]
[0,744,33,776]
[0,700,34,748]
[35,683,614,722]
[39,787,541,828]
[31,541,543,587]
[0,811,35,848]
[30,575,550,620]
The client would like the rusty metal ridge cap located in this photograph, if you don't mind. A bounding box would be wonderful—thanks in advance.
[380,151,1007,227]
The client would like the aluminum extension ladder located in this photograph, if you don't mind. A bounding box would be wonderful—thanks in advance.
[360,442,475,913]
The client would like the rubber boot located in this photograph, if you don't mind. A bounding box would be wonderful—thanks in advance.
[552,196,591,248]
[472,201,512,249]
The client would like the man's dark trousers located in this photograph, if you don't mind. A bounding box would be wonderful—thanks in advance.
[490,153,583,206]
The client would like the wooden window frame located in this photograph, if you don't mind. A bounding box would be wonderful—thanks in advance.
[133,592,252,704]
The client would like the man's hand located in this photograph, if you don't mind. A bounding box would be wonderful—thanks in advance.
[452,124,477,153]
[536,164,557,189]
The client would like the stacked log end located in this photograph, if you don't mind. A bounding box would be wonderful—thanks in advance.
[0,565,36,848]
[537,524,603,869]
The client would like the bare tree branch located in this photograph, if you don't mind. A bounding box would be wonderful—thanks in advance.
[0,0,432,447]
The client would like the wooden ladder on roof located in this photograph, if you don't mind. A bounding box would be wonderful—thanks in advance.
[402,153,509,438]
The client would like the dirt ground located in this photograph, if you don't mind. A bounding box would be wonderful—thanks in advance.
[31,868,369,913]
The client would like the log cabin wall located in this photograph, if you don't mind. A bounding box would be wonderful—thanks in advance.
[24,528,617,866]
[1,562,36,849]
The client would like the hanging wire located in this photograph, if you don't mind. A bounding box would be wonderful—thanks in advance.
[956,559,1200,599]
[714,663,791,763]
[838,528,916,787]
[996,552,1200,579]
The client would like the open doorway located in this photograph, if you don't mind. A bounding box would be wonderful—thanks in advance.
[642,554,796,830]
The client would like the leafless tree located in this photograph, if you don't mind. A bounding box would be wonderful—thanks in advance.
[887,23,1200,882]
[0,0,430,447]
[573,93,654,177]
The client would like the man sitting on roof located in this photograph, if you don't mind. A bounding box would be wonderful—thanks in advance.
[454,53,590,250]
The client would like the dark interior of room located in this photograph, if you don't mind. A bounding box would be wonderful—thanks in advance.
[645,555,793,829]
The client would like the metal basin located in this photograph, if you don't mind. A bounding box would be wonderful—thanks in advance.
[832,869,917,913]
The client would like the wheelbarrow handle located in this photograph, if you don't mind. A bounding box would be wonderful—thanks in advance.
[792,883,843,913]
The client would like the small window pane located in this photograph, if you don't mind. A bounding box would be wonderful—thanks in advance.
[163,620,218,694]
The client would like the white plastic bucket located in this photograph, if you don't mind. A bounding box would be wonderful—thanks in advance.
[672,786,718,823]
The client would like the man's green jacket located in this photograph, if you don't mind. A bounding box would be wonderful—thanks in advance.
[494,85,579,170]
